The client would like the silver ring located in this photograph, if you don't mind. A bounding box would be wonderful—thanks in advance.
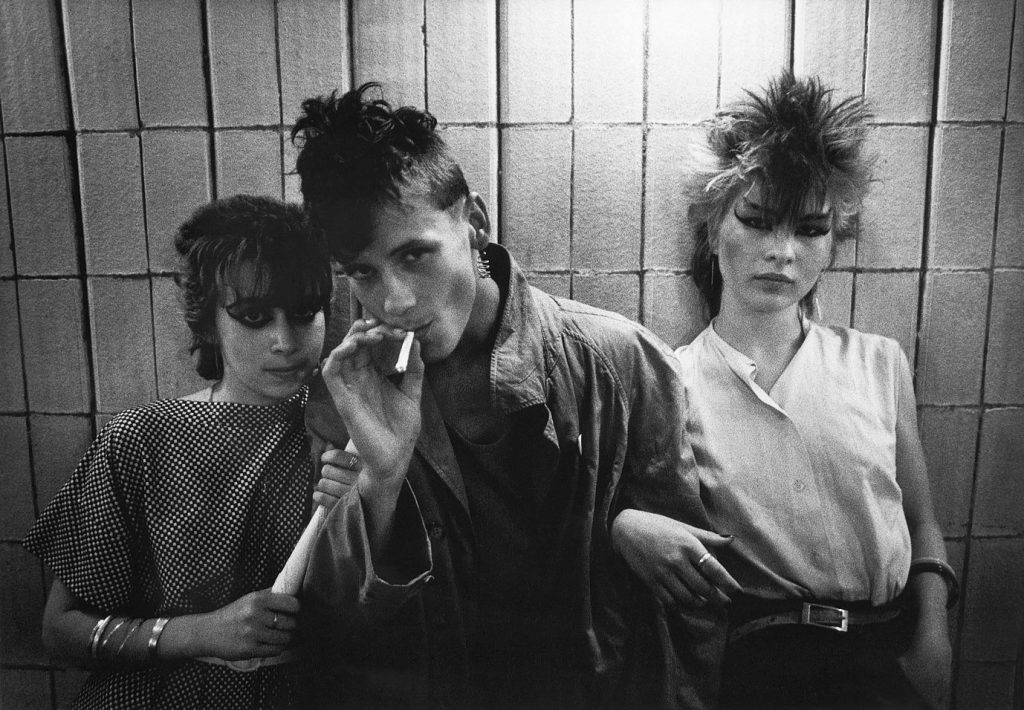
[271,613,279,629]
[696,552,713,568]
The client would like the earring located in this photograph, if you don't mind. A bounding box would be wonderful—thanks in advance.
[709,253,718,290]
[476,250,492,280]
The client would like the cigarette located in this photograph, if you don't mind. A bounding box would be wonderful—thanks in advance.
[395,331,415,373]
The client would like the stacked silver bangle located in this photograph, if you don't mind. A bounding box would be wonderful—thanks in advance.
[87,615,171,664]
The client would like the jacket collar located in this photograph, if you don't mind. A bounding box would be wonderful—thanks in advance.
[484,244,551,415]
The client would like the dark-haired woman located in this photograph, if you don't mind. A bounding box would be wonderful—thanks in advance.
[612,73,953,709]
[23,195,331,709]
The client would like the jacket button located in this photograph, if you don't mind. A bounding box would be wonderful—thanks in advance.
[428,522,445,539]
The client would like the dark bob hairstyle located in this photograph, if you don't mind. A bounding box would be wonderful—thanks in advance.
[174,195,333,380]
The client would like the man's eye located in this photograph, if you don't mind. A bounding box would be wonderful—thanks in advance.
[343,265,374,281]
[402,248,430,264]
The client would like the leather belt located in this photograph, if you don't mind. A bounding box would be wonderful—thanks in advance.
[728,601,902,644]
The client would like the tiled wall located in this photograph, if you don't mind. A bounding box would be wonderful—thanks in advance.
[0,1,1021,707]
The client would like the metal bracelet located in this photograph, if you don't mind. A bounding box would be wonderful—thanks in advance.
[148,617,170,661]
[89,615,114,661]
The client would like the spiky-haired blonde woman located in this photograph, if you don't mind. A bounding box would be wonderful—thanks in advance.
[612,72,953,709]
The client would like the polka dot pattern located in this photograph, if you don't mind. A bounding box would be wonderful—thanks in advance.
[24,387,313,709]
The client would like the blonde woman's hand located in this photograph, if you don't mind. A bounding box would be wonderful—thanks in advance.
[612,509,743,609]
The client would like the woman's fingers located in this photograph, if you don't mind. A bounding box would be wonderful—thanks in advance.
[315,448,361,506]
[321,448,361,471]
[656,574,711,609]
[696,553,744,599]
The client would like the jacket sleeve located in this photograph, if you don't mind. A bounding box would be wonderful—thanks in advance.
[616,331,728,710]
[301,481,433,647]
[301,372,434,646]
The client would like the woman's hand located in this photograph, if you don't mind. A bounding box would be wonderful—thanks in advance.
[897,615,952,709]
[197,589,299,661]
[313,447,362,509]
[612,509,743,609]
[320,317,424,494]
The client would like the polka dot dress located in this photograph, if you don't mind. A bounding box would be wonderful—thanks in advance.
[23,387,314,709]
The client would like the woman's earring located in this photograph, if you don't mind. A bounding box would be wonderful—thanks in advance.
[476,251,492,279]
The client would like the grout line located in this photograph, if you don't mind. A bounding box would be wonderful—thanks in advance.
[53,0,97,429]
[127,1,160,401]
[127,0,143,129]
[272,0,286,200]
[3,117,1020,138]
[494,0,503,246]
[637,0,651,327]
[567,0,576,299]
[422,0,429,110]
[346,0,355,91]
[6,264,1014,282]
[861,0,870,96]
[787,0,796,72]
[850,0,873,327]
[715,0,722,108]
[199,0,218,200]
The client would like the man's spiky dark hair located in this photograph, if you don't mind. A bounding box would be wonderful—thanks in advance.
[290,82,469,259]
[688,70,874,317]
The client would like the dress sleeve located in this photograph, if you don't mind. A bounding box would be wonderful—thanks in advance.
[22,416,144,612]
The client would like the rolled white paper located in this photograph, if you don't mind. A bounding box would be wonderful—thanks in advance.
[272,439,359,595]
[395,331,415,374]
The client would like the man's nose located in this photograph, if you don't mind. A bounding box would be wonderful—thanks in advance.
[382,272,416,316]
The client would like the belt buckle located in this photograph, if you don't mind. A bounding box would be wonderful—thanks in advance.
[800,602,848,632]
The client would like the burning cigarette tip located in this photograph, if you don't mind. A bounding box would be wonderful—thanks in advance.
[395,331,415,373]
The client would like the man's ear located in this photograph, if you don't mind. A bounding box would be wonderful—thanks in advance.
[466,192,491,249]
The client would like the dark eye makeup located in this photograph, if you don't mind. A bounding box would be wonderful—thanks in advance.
[733,207,832,238]
[224,296,324,329]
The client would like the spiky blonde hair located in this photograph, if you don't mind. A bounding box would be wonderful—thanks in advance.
[687,71,874,317]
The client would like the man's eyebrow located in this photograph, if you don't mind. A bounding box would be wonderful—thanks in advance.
[387,237,434,258]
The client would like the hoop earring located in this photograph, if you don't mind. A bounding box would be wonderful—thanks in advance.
[476,251,492,280]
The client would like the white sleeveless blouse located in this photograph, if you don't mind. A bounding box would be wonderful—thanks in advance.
[676,320,913,605]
